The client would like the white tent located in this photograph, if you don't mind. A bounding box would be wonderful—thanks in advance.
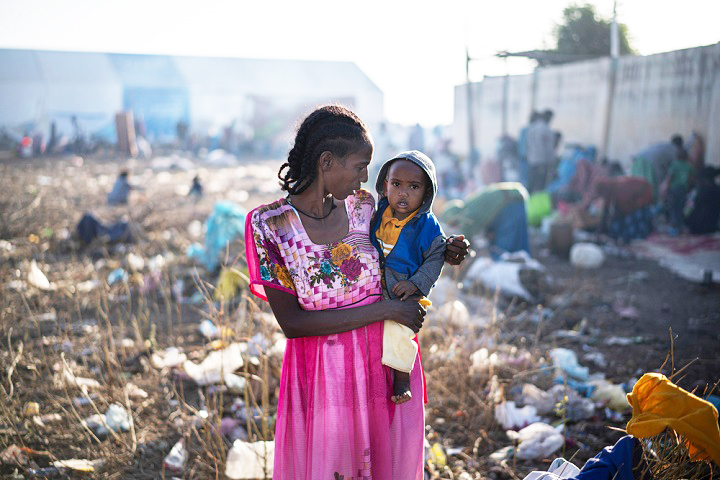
[0,49,123,141]
[0,49,384,148]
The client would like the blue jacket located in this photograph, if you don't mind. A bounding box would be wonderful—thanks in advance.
[370,151,446,297]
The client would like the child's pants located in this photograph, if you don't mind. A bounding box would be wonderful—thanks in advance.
[382,298,430,373]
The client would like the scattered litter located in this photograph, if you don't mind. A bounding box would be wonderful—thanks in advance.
[429,442,447,468]
[107,268,128,285]
[151,347,187,369]
[465,251,545,301]
[23,402,40,417]
[605,336,646,346]
[105,404,130,433]
[570,242,605,269]
[583,352,607,368]
[225,440,275,479]
[183,342,245,386]
[437,300,471,327]
[550,348,589,381]
[516,384,556,416]
[33,413,62,427]
[523,457,581,479]
[187,202,247,271]
[506,422,564,460]
[63,369,101,389]
[489,445,515,462]
[590,381,630,412]
[494,401,541,429]
[187,220,203,238]
[28,260,51,290]
[163,440,188,474]
[215,267,250,300]
[125,383,149,400]
[52,458,98,472]
[126,253,145,271]
[199,319,220,339]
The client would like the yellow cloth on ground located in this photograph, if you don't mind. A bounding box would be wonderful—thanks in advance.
[626,372,720,466]
[376,208,428,373]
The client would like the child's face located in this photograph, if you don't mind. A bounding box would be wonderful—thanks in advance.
[384,159,427,220]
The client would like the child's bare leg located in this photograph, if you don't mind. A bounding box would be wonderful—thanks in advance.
[391,370,412,404]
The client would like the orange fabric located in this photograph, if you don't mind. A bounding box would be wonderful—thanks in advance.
[626,372,720,465]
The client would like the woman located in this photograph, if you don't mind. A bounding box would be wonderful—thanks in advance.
[245,105,468,479]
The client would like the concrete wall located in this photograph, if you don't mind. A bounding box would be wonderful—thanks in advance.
[453,43,720,168]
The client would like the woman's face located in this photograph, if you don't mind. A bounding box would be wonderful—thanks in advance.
[326,145,372,199]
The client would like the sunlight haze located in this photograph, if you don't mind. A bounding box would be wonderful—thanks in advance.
[1,0,718,126]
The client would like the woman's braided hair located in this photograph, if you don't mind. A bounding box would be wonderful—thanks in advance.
[278,105,371,195]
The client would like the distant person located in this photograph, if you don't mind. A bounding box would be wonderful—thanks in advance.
[370,150,446,405]
[593,176,655,243]
[631,134,686,200]
[685,167,720,235]
[107,171,134,205]
[662,150,693,234]
[685,131,705,173]
[517,111,539,189]
[440,182,530,260]
[526,109,556,193]
[556,158,610,206]
[189,175,203,198]
[71,115,84,153]
[47,121,58,154]
[176,120,189,148]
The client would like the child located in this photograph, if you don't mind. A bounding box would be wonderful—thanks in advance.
[370,150,446,404]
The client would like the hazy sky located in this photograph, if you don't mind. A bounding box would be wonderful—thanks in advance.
[1,0,718,126]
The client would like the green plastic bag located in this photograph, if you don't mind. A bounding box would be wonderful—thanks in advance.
[526,192,552,227]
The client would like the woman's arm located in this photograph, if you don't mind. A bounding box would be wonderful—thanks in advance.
[266,289,426,339]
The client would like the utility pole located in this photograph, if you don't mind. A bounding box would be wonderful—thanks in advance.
[600,0,619,161]
[465,47,480,175]
[501,55,509,137]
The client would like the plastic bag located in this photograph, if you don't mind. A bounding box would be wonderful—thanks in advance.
[225,440,274,479]
[570,243,605,269]
[507,422,564,460]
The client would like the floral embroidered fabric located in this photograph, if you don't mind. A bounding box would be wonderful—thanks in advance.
[247,190,383,309]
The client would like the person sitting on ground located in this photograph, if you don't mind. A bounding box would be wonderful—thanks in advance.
[593,176,655,243]
[107,170,134,205]
[440,182,530,260]
[188,175,203,198]
[685,166,720,235]
[370,150,446,404]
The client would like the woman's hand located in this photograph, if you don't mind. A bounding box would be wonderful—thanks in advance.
[386,299,427,333]
[444,234,470,265]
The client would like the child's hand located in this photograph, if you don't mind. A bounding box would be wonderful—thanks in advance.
[392,281,419,300]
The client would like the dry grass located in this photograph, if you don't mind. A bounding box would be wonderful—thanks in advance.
[1,153,718,479]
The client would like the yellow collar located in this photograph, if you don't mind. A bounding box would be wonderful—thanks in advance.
[381,206,419,229]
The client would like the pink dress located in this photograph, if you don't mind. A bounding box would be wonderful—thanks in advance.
[245,190,425,480]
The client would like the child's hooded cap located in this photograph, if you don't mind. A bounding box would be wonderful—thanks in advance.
[375,150,438,215]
